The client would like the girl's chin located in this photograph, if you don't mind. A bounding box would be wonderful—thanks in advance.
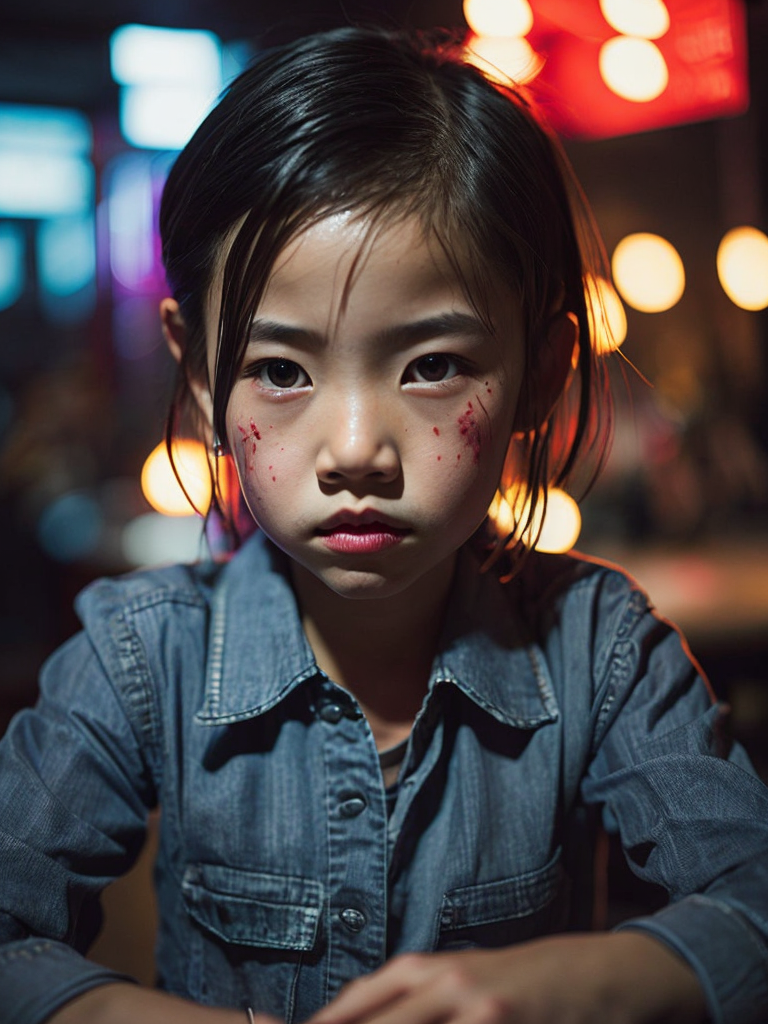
[297,566,419,601]
[288,547,458,607]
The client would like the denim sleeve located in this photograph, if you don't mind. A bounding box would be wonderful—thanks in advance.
[0,626,157,1022]
[579,573,768,1024]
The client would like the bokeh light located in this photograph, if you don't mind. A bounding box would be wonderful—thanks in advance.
[110,24,222,150]
[111,24,221,86]
[716,226,768,311]
[464,34,543,85]
[612,232,685,312]
[585,274,627,354]
[141,438,212,517]
[0,223,25,311]
[599,0,670,39]
[488,487,582,553]
[122,511,205,567]
[37,492,103,562]
[599,36,669,102]
[463,0,534,38]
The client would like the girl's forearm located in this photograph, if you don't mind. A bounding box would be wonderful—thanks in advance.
[50,984,277,1024]
[601,931,708,1024]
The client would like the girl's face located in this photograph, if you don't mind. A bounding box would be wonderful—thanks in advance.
[207,212,524,602]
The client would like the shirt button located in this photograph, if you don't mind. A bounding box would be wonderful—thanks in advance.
[319,703,344,723]
[339,795,367,818]
[339,908,366,932]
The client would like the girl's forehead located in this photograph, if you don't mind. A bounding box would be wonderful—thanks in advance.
[264,212,517,335]
[206,206,519,342]
[269,210,449,281]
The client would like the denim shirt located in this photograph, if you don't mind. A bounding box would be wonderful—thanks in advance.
[1,533,768,1024]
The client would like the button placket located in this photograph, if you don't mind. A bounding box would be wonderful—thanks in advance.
[339,907,367,932]
[319,703,344,724]
[319,688,388,998]
[339,795,367,818]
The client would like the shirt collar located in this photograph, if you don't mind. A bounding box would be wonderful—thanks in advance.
[195,534,318,724]
[195,533,557,730]
[432,544,559,729]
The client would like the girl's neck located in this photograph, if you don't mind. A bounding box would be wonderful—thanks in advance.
[290,556,456,748]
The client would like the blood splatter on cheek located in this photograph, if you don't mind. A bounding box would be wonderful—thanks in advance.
[237,419,262,473]
[457,401,481,463]
[237,419,261,449]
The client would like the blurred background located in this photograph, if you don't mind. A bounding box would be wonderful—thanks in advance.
[1,0,768,978]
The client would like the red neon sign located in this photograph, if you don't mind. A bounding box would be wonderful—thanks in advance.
[483,0,749,139]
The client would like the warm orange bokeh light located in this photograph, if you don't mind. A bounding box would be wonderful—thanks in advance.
[463,0,534,38]
[599,36,669,102]
[141,438,212,517]
[488,487,582,553]
[717,226,768,311]
[464,34,543,85]
[585,274,627,354]
[612,232,685,312]
[599,0,670,40]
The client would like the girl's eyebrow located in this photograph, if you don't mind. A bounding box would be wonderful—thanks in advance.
[247,319,319,345]
[247,312,492,348]
[377,312,492,347]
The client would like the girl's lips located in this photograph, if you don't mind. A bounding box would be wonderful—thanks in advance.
[317,522,410,554]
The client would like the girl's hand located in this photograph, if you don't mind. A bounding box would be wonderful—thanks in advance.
[52,983,282,1024]
[309,932,707,1024]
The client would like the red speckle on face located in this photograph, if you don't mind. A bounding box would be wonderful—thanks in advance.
[456,453,461,460]
[433,426,440,436]
[437,455,442,461]
[457,400,481,463]
[272,476,276,482]
[238,420,261,446]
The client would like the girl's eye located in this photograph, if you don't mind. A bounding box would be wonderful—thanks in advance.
[405,353,459,384]
[249,359,310,390]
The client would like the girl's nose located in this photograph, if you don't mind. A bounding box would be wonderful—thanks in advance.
[315,393,401,486]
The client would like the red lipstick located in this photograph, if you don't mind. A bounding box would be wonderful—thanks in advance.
[320,524,408,554]
[317,510,410,554]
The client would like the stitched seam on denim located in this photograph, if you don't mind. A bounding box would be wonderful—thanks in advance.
[591,587,648,752]
[114,608,166,787]
[433,669,556,729]
[320,694,333,1006]
[120,590,207,615]
[203,584,227,717]
[525,645,560,721]
[0,939,55,962]
[682,895,768,968]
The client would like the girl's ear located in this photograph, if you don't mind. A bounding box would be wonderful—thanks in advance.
[160,297,215,433]
[512,311,578,433]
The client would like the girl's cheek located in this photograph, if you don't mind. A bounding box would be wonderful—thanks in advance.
[234,418,262,475]
[231,418,286,485]
[456,400,481,464]
[431,391,503,468]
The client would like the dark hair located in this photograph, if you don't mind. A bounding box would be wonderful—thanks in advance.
[159,24,612,557]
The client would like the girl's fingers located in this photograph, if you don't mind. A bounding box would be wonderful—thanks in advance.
[309,953,514,1024]
[310,954,441,1023]
[316,980,449,1024]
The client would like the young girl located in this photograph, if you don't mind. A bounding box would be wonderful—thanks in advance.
[1,25,767,1024]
